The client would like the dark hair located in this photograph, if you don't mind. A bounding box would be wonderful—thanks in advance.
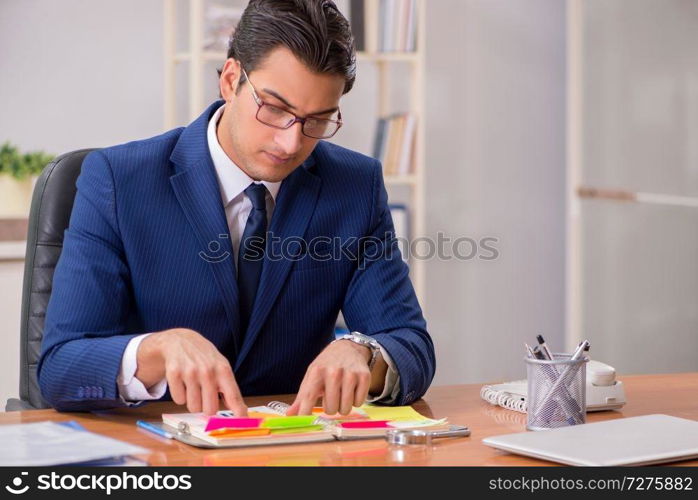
[217,0,356,95]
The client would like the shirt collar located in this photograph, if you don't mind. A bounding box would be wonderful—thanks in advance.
[207,104,281,206]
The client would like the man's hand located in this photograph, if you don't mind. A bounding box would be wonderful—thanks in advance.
[135,328,247,416]
[286,339,387,416]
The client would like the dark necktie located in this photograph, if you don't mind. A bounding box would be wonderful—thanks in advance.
[238,183,268,337]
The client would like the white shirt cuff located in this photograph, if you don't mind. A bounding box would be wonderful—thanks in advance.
[117,333,168,404]
[366,343,401,404]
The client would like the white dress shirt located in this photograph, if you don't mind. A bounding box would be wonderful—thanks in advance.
[117,104,400,405]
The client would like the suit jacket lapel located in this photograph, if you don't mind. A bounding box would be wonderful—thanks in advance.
[169,100,242,358]
[234,155,322,369]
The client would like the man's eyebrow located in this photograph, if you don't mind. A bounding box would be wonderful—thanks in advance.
[262,87,339,116]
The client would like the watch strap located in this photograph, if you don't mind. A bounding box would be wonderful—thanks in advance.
[337,331,380,370]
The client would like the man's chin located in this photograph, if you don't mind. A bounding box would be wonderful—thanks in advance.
[249,163,301,183]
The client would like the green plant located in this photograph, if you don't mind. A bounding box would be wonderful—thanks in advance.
[0,142,55,180]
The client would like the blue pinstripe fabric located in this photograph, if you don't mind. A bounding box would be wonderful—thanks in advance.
[37,100,435,411]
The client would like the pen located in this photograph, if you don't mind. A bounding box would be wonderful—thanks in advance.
[137,420,173,439]
[570,340,590,360]
[536,335,554,360]
[524,343,535,358]
[531,345,547,360]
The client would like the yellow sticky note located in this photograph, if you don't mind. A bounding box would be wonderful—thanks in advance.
[359,404,430,422]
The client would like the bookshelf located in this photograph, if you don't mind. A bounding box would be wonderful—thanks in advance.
[163,0,426,307]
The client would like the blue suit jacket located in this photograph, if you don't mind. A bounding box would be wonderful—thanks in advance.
[38,100,435,411]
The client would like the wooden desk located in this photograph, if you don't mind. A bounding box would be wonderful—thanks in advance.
[1,373,696,466]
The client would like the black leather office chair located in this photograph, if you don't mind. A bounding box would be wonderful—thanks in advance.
[5,149,96,411]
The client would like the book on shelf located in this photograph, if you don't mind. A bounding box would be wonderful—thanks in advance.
[156,401,447,448]
[389,204,410,262]
[350,0,418,53]
[405,0,417,52]
[385,114,403,174]
[203,4,243,52]
[373,113,417,176]
[382,0,393,52]
[349,0,366,52]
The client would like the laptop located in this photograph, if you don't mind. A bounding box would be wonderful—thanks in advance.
[482,414,698,466]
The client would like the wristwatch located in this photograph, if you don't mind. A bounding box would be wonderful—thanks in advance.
[336,331,381,370]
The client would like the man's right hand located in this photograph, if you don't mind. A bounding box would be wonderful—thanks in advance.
[135,328,247,416]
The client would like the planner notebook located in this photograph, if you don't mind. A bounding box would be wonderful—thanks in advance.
[156,401,448,448]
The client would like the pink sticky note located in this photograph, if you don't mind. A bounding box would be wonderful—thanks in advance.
[205,417,264,432]
[339,420,391,429]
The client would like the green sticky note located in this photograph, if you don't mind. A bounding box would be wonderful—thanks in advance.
[261,416,318,429]
[269,425,325,434]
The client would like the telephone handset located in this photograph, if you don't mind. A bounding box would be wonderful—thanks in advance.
[481,360,627,413]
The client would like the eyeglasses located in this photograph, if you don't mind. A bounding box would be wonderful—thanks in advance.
[240,67,343,139]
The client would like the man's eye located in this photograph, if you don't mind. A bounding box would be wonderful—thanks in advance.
[267,106,286,116]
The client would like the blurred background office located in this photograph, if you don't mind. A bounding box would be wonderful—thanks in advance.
[0,0,696,406]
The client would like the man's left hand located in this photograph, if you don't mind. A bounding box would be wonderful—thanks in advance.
[286,339,382,416]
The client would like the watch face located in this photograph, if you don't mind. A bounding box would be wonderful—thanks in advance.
[362,335,377,346]
[352,332,373,343]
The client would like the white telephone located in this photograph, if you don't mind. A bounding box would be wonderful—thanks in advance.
[481,360,627,413]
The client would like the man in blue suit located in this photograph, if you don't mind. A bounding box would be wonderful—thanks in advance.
[38,0,434,415]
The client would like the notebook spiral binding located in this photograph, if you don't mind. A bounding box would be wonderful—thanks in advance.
[480,385,528,413]
[266,401,291,415]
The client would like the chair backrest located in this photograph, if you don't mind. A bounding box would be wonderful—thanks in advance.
[12,149,96,410]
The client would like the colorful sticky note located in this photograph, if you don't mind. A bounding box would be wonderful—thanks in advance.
[205,417,263,432]
[208,428,271,438]
[360,404,430,422]
[339,420,391,429]
[247,411,278,419]
[261,416,318,429]
[269,425,325,435]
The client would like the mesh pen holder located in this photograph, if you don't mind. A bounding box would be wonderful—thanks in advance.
[525,354,588,431]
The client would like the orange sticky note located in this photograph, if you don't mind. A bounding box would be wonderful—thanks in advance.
[248,411,278,419]
[208,428,272,438]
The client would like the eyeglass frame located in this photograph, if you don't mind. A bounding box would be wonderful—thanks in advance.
[239,67,343,139]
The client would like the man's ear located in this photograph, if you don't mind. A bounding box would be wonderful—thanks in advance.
[220,58,242,101]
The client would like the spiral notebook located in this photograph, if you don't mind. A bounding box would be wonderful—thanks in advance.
[154,401,448,448]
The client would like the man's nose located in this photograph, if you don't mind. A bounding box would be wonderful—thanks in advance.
[274,122,304,156]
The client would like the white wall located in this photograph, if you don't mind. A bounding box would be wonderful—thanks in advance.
[424,0,567,385]
[578,0,698,374]
[0,0,164,153]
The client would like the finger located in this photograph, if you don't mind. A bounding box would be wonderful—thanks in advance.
[289,366,320,415]
[200,369,220,416]
[287,375,310,415]
[287,368,314,415]
[296,375,323,416]
[323,368,342,415]
[353,370,371,408]
[339,372,359,415]
[298,393,321,416]
[184,376,202,413]
[286,400,300,416]
[217,368,248,417]
[167,369,186,406]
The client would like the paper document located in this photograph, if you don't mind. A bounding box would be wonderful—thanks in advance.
[0,421,149,466]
